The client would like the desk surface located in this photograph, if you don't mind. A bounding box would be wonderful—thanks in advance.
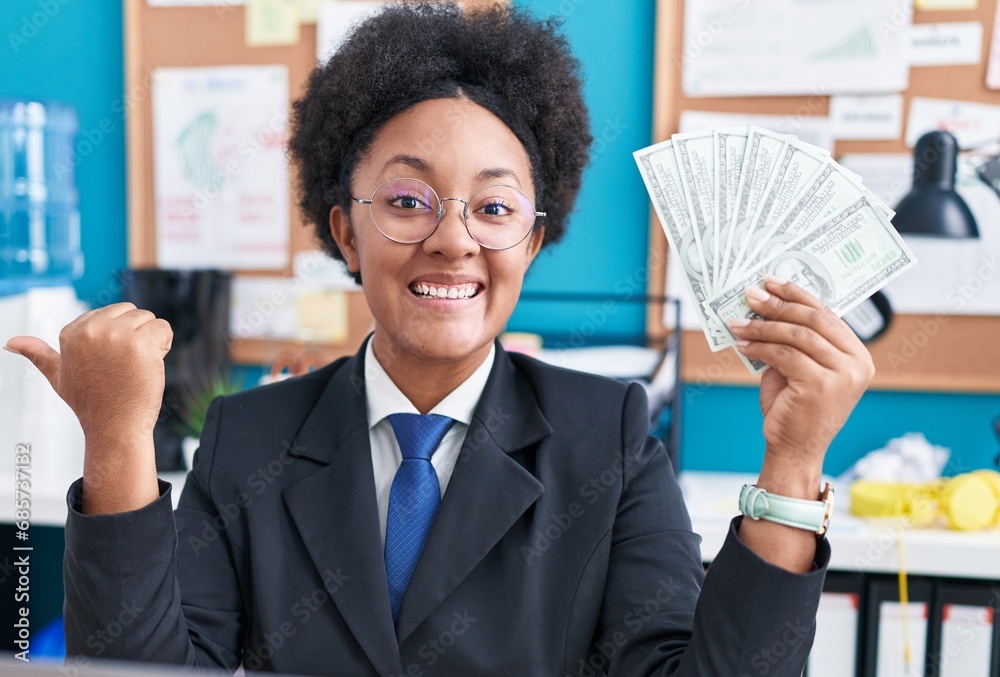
[3,468,997,580]
[680,471,1000,581]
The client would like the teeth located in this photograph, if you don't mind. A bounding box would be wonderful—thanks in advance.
[411,283,479,299]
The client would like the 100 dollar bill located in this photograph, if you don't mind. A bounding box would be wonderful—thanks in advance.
[634,142,730,348]
[705,196,917,373]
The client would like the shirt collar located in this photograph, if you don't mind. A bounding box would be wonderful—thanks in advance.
[364,338,495,428]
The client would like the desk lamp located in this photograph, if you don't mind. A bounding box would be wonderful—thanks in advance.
[892,131,979,238]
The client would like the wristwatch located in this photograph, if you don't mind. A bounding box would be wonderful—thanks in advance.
[739,482,835,536]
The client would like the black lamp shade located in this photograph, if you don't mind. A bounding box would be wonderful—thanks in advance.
[892,131,979,238]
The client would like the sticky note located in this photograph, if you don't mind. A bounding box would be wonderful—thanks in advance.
[298,0,320,24]
[915,0,977,9]
[246,0,300,46]
[298,290,348,342]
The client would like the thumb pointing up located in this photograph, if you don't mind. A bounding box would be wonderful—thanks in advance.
[4,337,62,391]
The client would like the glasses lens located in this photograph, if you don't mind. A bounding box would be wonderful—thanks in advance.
[371,179,439,243]
[467,185,536,249]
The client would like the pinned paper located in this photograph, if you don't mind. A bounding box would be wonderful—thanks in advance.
[905,97,1000,149]
[152,65,290,270]
[293,251,360,290]
[147,0,244,5]
[838,153,913,208]
[915,0,976,8]
[679,110,833,151]
[829,94,904,141]
[988,4,1000,89]
[317,1,384,61]
[909,22,983,66]
[297,290,348,342]
[246,0,300,46]
[681,0,910,97]
[298,0,320,24]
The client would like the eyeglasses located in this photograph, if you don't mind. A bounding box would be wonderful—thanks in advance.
[351,178,545,251]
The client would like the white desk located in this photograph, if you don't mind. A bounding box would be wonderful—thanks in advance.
[680,471,1000,581]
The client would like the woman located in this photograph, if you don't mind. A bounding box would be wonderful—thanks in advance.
[5,3,874,675]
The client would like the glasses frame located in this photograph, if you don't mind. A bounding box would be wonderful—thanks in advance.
[351,177,546,251]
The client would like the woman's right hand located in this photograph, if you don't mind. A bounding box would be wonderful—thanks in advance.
[4,302,173,514]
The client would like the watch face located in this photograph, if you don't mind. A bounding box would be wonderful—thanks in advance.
[818,482,835,536]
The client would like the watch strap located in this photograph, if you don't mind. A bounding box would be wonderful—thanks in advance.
[739,484,832,533]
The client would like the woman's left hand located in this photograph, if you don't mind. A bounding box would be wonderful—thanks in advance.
[728,276,875,496]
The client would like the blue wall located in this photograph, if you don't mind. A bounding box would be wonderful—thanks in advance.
[683,386,999,477]
[2,0,997,477]
[509,0,656,344]
[0,0,127,308]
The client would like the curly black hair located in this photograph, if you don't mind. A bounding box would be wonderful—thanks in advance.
[288,2,591,280]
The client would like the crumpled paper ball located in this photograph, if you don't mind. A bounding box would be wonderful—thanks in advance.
[839,432,950,484]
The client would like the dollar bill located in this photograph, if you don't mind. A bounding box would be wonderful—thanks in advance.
[714,126,749,293]
[737,161,891,276]
[672,130,718,292]
[729,136,829,278]
[720,127,788,286]
[633,142,730,347]
[705,196,917,373]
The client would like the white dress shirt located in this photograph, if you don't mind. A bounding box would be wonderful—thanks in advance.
[365,339,495,546]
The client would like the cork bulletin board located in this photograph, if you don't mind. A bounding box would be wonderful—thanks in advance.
[123,0,501,366]
[646,0,1000,392]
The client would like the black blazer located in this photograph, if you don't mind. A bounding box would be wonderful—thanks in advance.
[64,341,829,676]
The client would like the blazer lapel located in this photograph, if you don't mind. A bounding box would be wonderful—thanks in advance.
[395,346,552,645]
[281,344,402,677]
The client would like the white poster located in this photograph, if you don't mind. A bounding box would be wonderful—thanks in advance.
[681,0,911,97]
[905,97,1000,149]
[152,65,290,270]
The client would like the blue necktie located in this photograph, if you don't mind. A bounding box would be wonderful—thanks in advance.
[384,413,454,623]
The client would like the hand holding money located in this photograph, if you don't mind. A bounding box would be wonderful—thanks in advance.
[729,276,875,483]
[728,276,874,573]
[634,126,896,572]
[634,125,917,375]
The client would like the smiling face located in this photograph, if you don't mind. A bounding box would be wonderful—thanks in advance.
[329,97,544,387]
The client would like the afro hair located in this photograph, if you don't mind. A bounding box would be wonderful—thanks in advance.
[288,2,592,278]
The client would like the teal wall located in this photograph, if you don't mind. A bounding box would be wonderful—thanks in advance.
[0,0,127,308]
[683,386,999,477]
[509,0,655,344]
[2,0,997,481]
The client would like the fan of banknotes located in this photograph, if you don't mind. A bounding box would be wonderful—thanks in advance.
[634,125,918,374]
